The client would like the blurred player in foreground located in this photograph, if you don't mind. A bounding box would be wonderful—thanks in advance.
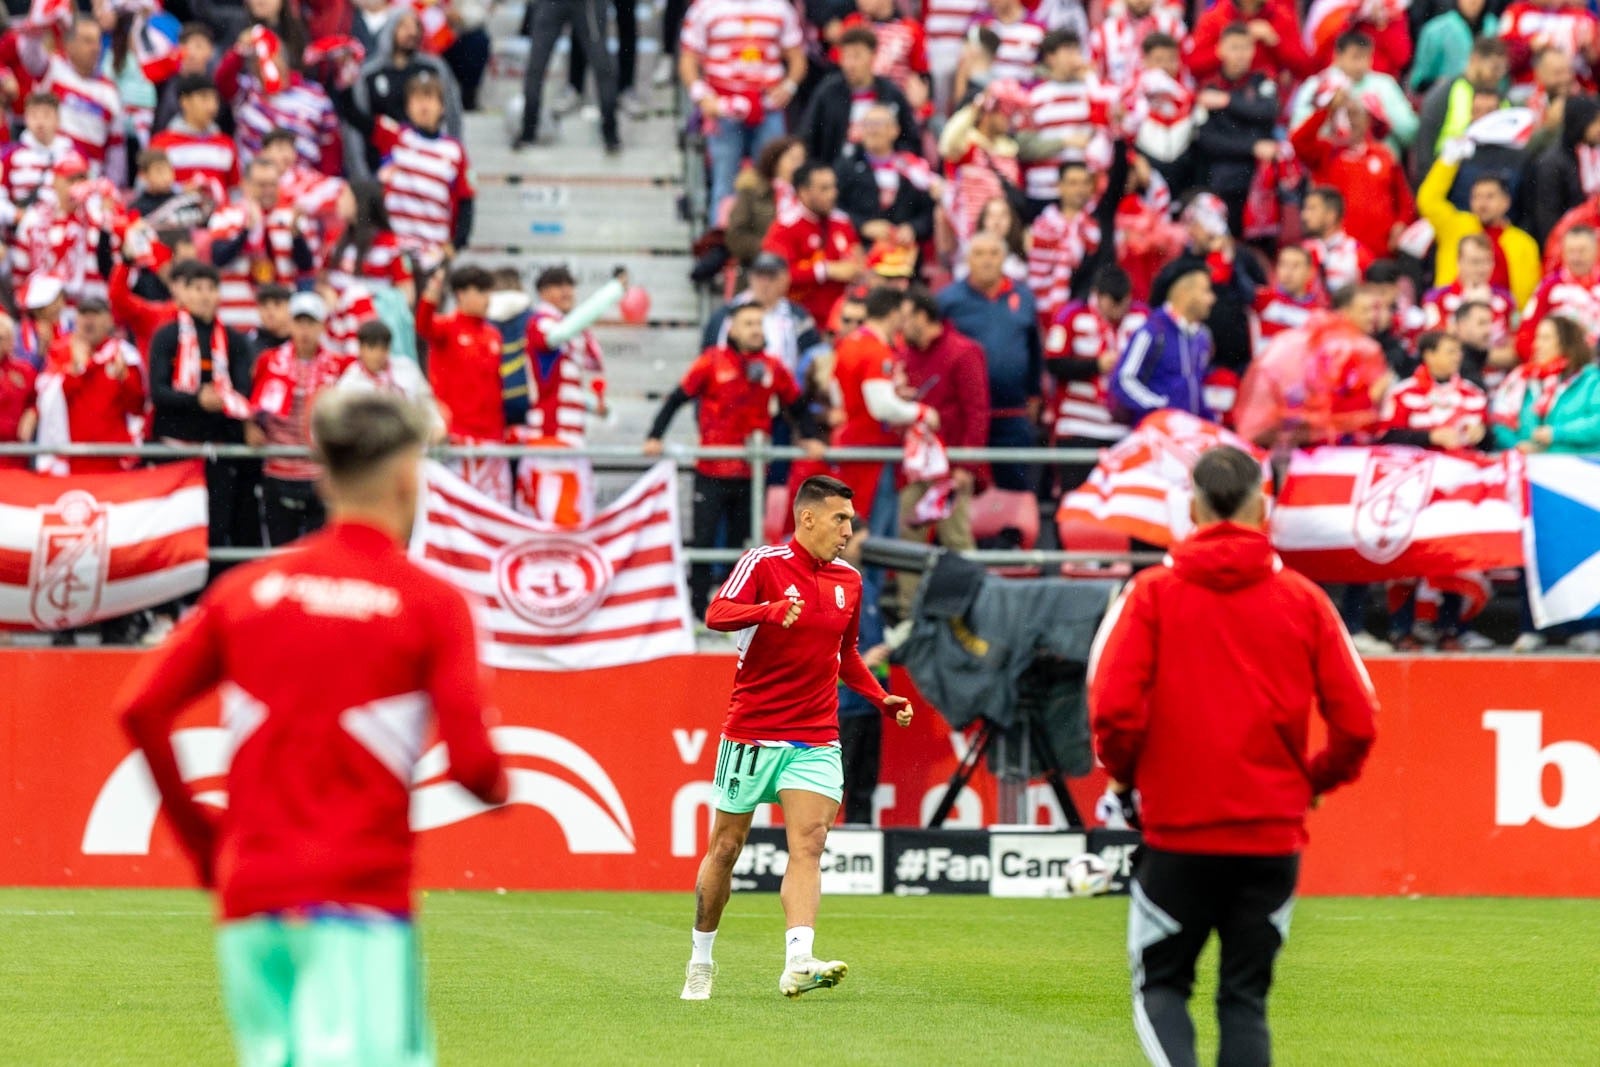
[1089,445,1378,1066]
[117,391,507,1066]
[683,475,914,1001]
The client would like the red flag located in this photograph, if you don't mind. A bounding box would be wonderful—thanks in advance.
[1057,411,1266,547]
[0,462,208,630]
[1270,446,1526,582]
[415,460,695,669]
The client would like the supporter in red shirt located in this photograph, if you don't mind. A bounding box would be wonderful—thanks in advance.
[207,158,316,332]
[325,181,416,303]
[52,298,145,474]
[1045,263,1148,486]
[112,223,195,357]
[830,286,935,525]
[150,75,241,202]
[1300,186,1375,295]
[1253,245,1327,341]
[762,160,864,327]
[1378,332,1489,650]
[838,0,931,109]
[1289,89,1415,261]
[417,262,508,499]
[643,297,825,616]
[1184,0,1317,82]
[0,317,39,471]
[0,90,77,218]
[13,16,126,178]
[1420,234,1517,354]
[1516,225,1600,359]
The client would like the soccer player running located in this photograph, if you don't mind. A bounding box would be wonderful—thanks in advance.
[1089,446,1379,1067]
[683,474,913,1002]
[116,392,507,1065]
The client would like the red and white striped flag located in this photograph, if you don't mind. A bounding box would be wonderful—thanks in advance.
[1057,411,1265,547]
[0,462,208,631]
[415,460,695,670]
[1271,447,1525,582]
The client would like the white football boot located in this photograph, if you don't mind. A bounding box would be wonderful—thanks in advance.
[681,962,716,1001]
[779,956,848,998]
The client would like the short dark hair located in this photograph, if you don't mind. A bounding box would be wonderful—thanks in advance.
[1219,21,1252,41]
[793,160,835,192]
[1191,446,1262,522]
[257,283,292,304]
[1566,224,1598,242]
[78,296,110,315]
[187,263,221,286]
[1058,159,1090,182]
[24,90,59,111]
[175,74,216,100]
[901,285,940,321]
[1363,259,1402,285]
[1470,36,1508,61]
[794,474,853,515]
[312,392,430,484]
[1416,331,1456,361]
[1454,299,1492,322]
[492,266,524,290]
[449,265,494,292]
[1307,185,1346,220]
[406,73,446,102]
[261,128,298,152]
[357,320,394,348]
[1472,173,1511,198]
[1093,264,1132,303]
[1040,29,1082,56]
[1329,283,1365,311]
[1335,30,1373,53]
[179,21,214,43]
[136,148,170,172]
[838,26,878,51]
[864,285,903,320]
[1142,31,1179,53]
[535,265,576,290]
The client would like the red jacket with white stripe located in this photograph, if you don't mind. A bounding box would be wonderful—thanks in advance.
[706,540,891,746]
[1090,522,1378,855]
[116,521,507,919]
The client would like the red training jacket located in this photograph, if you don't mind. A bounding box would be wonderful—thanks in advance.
[109,261,178,357]
[117,521,507,920]
[1089,522,1378,855]
[418,296,505,441]
[706,539,891,745]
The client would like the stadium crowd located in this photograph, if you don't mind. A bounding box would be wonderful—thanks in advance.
[0,0,1596,657]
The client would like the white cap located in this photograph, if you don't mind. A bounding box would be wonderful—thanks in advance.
[24,274,63,311]
[288,291,328,322]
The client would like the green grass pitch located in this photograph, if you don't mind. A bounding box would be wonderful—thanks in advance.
[0,889,1594,1065]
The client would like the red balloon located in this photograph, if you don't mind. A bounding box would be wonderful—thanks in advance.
[619,286,651,324]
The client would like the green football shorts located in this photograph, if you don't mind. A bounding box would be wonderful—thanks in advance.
[712,738,844,813]
[216,913,434,1067]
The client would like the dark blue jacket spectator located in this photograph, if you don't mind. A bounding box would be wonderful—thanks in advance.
[1110,278,1217,423]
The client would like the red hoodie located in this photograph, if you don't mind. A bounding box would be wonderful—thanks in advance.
[1089,522,1378,855]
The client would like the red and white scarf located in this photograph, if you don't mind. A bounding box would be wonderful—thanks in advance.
[174,311,252,419]
[1492,359,1572,429]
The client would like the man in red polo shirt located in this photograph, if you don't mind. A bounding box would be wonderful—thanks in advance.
[681,473,913,1003]
[643,297,826,617]
[762,161,864,326]
[416,263,507,502]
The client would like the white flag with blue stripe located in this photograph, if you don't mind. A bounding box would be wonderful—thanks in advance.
[1525,455,1600,630]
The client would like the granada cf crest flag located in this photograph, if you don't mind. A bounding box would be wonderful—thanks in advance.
[1270,447,1526,582]
[0,462,208,631]
[413,460,695,670]
[1056,410,1267,547]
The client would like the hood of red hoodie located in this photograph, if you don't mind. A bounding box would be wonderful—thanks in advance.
[1169,522,1279,592]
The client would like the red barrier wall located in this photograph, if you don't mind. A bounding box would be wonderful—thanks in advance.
[3,651,1598,896]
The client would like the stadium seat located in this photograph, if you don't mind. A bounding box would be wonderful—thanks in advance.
[1056,519,1133,580]
[970,488,1040,576]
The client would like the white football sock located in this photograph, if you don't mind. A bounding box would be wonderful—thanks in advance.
[785,926,815,964]
[691,928,716,965]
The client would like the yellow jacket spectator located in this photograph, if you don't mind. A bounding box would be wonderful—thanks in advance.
[1418,148,1541,307]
